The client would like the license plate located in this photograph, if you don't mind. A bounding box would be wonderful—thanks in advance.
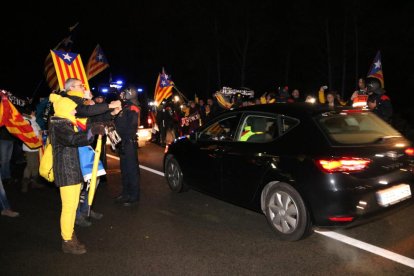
[376,184,411,207]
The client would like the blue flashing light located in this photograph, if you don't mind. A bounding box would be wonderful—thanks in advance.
[116,80,123,85]
[101,88,109,93]
[137,88,143,92]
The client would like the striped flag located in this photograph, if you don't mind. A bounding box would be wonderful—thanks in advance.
[0,92,42,149]
[215,93,233,109]
[44,23,78,91]
[86,44,109,80]
[154,68,174,105]
[367,50,384,88]
[50,50,90,91]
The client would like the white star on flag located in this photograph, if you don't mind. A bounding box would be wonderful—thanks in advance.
[63,53,72,61]
[374,60,381,68]
[97,54,103,61]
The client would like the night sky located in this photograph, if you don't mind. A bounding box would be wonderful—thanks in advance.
[2,1,414,109]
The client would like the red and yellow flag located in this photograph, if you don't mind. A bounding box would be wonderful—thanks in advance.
[154,68,173,105]
[50,50,90,91]
[0,93,42,149]
[86,44,109,80]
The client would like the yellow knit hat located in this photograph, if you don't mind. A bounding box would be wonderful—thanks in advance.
[49,94,77,124]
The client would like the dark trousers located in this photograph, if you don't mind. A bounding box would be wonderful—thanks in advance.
[119,140,140,201]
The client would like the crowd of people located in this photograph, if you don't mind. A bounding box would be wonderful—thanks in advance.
[150,76,395,145]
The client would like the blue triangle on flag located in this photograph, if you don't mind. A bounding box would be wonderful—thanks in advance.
[53,50,79,65]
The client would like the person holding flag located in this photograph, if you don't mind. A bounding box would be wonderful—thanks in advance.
[48,93,105,254]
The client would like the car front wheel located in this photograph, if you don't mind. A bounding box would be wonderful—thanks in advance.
[264,183,312,241]
[164,155,188,193]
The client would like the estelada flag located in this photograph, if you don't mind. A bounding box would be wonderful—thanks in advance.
[86,44,109,80]
[154,68,173,105]
[50,50,90,91]
[367,50,384,88]
[0,92,42,149]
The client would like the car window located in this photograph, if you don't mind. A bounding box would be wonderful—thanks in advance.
[199,116,239,141]
[238,115,277,142]
[317,111,401,144]
[279,116,298,134]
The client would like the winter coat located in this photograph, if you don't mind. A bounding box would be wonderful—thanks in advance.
[49,116,94,187]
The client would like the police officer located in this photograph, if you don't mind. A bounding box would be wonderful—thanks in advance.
[366,77,393,123]
[114,87,141,206]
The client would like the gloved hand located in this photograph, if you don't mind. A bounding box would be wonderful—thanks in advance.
[90,123,106,135]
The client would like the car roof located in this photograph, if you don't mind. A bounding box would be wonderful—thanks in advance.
[224,103,355,118]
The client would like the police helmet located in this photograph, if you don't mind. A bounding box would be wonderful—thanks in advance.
[123,86,138,101]
[366,77,381,93]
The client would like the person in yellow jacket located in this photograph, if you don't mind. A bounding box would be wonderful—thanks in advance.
[48,94,105,254]
[259,92,276,104]
[318,86,347,107]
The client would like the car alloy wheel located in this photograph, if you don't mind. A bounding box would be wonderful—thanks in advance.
[164,155,187,192]
[264,183,312,241]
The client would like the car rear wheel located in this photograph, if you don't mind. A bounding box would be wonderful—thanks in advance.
[164,155,188,193]
[264,183,312,241]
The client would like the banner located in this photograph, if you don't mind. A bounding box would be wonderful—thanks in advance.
[50,50,90,91]
[78,146,106,182]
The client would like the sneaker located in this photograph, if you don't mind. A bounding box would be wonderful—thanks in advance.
[88,210,103,220]
[75,215,92,227]
[1,209,20,218]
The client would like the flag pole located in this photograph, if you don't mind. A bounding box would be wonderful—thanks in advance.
[87,134,102,216]
[173,85,188,102]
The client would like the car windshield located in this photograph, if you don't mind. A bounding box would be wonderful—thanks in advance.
[316,111,402,145]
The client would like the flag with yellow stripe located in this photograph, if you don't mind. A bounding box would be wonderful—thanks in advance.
[0,93,42,149]
[50,50,90,91]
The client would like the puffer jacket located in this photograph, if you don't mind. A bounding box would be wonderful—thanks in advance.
[49,116,94,187]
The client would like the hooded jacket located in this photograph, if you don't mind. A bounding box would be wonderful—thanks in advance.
[48,94,94,187]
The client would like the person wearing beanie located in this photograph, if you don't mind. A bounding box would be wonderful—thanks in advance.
[48,94,105,254]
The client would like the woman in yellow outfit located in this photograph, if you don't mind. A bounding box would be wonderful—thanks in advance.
[49,93,105,254]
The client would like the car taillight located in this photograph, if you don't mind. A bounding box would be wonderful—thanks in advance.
[328,216,354,222]
[405,147,414,156]
[148,118,153,125]
[317,157,371,173]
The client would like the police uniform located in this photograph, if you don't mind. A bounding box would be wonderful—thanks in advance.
[366,77,393,123]
[114,90,140,205]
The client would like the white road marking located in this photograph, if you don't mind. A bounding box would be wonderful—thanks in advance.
[315,230,414,268]
[106,154,165,177]
[106,153,414,268]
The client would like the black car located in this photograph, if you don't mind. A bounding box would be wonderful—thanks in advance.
[163,103,414,241]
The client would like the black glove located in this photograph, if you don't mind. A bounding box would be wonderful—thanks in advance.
[90,123,106,135]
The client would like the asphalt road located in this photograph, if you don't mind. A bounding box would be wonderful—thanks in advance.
[1,142,413,275]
